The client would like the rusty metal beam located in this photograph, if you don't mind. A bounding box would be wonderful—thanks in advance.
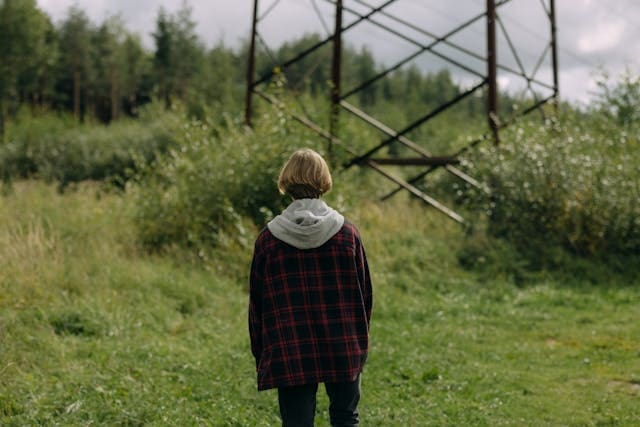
[254,88,465,224]
[346,0,552,93]
[369,157,460,166]
[495,13,544,120]
[245,0,259,126]
[340,99,485,191]
[487,0,499,144]
[340,100,440,160]
[550,0,560,108]
[381,93,557,201]
[345,79,487,168]
[252,0,397,87]
[366,160,465,223]
[254,88,351,153]
[329,0,343,157]
[338,2,498,100]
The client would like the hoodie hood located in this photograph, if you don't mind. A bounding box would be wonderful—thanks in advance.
[267,199,344,249]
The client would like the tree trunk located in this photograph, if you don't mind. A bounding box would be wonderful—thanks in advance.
[73,69,81,120]
[129,94,137,116]
[0,98,5,144]
[110,69,119,121]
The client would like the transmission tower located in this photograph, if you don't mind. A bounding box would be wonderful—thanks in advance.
[245,0,560,224]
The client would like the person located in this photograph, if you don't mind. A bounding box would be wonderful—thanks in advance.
[249,148,373,427]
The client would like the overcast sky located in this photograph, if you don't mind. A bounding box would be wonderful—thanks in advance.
[37,0,640,105]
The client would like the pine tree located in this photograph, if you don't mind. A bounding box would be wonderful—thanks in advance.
[58,6,93,121]
[0,0,53,138]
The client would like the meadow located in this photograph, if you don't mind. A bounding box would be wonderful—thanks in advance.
[1,180,639,426]
[2,2,639,423]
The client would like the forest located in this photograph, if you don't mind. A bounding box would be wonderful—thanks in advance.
[0,0,524,133]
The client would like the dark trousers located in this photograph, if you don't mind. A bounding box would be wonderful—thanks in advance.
[277,375,361,427]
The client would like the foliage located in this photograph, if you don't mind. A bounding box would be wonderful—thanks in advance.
[0,107,179,189]
[128,105,321,250]
[594,69,640,128]
[0,0,55,138]
[455,108,639,259]
[57,6,93,120]
[1,182,639,425]
[0,0,512,137]
[152,4,204,109]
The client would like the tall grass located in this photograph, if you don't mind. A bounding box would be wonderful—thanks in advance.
[0,105,180,190]
[2,72,640,425]
[1,181,639,425]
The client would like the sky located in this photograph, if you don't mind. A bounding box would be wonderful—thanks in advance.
[37,0,640,105]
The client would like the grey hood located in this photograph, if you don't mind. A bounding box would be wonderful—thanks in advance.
[267,199,344,249]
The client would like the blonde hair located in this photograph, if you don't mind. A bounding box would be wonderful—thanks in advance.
[277,149,333,199]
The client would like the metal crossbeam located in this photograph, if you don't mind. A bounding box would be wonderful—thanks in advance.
[369,157,459,166]
[347,0,553,92]
[340,99,485,191]
[381,93,556,201]
[252,0,397,88]
[344,79,487,167]
[254,88,465,223]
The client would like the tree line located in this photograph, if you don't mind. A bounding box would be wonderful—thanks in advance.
[0,1,241,134]
[1,0,517,139]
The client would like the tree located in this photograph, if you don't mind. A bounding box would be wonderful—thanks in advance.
[25,13,59,110]
[153,7,174,108]
[0,0,53,138]
[197,43,239,109]
[92,15,128,121]
[58,6,93,120]
[272,34,331,95]
[595,69,640,128]
[152,2,204,109]
[122,34,150,116]
[355,46,377,106]
[172,2,204,99]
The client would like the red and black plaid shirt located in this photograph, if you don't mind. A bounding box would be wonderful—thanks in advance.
[249,221,372,391]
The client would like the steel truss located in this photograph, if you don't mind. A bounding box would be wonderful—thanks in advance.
[246,0,559,224]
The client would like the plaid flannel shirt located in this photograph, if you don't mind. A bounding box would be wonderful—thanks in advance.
[249,221,372,391]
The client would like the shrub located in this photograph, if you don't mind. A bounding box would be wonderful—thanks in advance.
[594,69,640,128]
[456,109,639,259]
[0,107,180,189]
[128,106,323,250]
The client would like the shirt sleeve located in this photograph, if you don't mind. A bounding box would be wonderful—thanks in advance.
[248,236,265,367]
[355,233,373,329]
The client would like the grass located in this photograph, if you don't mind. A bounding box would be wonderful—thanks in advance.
[1,181,639,426]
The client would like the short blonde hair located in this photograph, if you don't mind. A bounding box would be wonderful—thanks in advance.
[277,149,332,199]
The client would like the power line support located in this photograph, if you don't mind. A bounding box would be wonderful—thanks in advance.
[549,0,560,112]
[330,0,343,159]
[245,0,259,127]
[245,0,559,224]
[487,0,499,145]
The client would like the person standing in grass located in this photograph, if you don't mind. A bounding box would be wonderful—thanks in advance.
[249,148,373,427]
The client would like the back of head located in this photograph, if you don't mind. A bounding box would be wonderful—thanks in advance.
[278,149,332,200]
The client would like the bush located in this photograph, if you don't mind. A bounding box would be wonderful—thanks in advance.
[594,69,640,128]
[456,109,639,258]
[0,107,180,190]
[128,106,323,250]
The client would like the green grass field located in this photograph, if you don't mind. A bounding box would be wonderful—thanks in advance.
[1,181,639,426]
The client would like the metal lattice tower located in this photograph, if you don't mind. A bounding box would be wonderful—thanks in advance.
[245,0,560,224]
